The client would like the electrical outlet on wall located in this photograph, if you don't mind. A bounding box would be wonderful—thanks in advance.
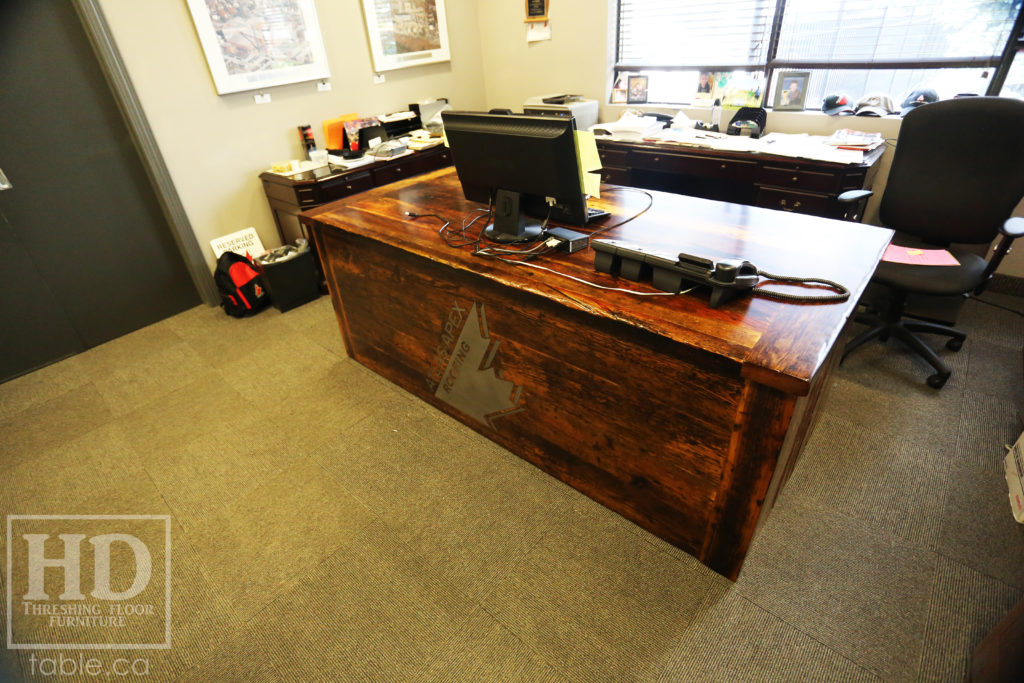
[373,73,386,85]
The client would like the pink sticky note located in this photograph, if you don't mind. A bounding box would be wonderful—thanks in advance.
[882,245,960,266]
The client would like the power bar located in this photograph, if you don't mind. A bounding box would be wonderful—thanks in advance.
[544,227,590,253]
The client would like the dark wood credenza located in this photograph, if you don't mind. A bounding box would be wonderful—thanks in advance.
[597,139,885,220]
[302,167,893,579]
[260,144,452,246]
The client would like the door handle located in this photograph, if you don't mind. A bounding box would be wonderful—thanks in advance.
[0,168,12,191]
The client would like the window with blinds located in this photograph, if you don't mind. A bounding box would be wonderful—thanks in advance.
[614,0,1023,107]
[617,0,778,69]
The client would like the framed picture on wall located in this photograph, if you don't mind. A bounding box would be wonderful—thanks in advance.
[773,71,810,110]
[186,0,330,95]
[361,0,451,72]
[525,0,550,22]
[627,75,648,104]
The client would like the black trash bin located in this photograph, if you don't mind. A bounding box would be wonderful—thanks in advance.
[256,245,320,313]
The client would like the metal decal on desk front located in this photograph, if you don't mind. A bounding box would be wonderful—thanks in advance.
[427,301,524,429]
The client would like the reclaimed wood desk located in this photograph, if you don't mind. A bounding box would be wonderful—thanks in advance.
[303,168,892,579]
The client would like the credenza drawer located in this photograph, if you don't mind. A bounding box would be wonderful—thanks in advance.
[599,148,629,168]
[601,167,630,185]
[373,157,426,186]
[295,187,318,206]
[759,165,839,193]
[319,171,374,203]
[755,187,830,215]
[628,150,758,181]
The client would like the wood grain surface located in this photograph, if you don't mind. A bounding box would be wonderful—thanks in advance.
[303,168,892,578]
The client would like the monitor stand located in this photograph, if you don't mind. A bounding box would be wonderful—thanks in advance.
[484,189,544,243]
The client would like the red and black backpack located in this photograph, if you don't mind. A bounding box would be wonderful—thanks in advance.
[214,251,269,317]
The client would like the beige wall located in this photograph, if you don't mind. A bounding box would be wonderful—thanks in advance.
[97,0,486,270]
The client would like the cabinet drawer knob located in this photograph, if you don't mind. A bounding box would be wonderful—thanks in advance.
[653,156,660,162]
[395,167,402,173]
[780,199,787,206]
[792,175,799,182]
[794,201,802,208]
[346,185,352,190]
[721,163,727,169]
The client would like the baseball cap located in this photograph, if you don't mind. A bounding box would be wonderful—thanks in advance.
[854,93,896,117]
[821,94,855,115]
[900,88,939,116]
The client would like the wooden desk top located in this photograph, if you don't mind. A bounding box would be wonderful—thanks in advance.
[303,167,893,395]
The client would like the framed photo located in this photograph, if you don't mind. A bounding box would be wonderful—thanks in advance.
[361,0,451,72]
[627,75,648,104]
[186,0,330,95]
[525,0,550,22]
[773,71,810,110]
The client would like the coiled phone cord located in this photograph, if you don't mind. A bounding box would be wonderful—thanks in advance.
[753,270,850,303]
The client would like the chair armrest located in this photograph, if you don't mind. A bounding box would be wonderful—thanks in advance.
[1002,216,1024,239]
[838,189,873,203]
[976,216,1024,295]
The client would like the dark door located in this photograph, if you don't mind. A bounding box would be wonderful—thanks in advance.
[0,1,200,382]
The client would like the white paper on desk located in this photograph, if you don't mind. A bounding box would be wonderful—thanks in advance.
[643,128,762,153]
[759,133,866,164]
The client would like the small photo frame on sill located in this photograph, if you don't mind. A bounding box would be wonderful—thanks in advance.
[773,71,809,110]
[627,75,648,104]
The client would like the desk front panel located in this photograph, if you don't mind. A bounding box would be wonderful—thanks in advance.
[315,226,748,560]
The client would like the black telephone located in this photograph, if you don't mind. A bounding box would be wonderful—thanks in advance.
[590,238,850,306]
[592,239,757,307]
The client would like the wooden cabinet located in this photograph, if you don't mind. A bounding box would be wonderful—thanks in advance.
[259,145,452,246]
[597,140,883,220]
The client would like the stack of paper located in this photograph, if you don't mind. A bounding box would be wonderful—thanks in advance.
[824,129,884,150]
[590,113,665,141]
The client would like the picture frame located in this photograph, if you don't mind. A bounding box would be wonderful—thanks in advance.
[361,0,451,72]
[525,0,550,22]
[627,75,648,104]
[773,71,810,110]
[186,0,330,95]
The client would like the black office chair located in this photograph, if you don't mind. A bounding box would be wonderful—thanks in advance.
[841,97,1024,389]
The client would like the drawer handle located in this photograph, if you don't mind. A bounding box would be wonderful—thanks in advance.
[653,156,660,162]
[792,175,799,182]
[720,163,727,169]
[395,167,402,173]
[780,199,787,206]
[794,201,802,208]
[346,185,352,190]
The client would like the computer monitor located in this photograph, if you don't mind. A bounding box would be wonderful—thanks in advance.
[441,111,591,243]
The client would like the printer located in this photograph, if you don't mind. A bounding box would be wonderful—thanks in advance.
[523,94,599,130]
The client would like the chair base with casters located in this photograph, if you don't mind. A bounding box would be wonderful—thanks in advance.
[839,218,1023,389]
[842,290,965,389]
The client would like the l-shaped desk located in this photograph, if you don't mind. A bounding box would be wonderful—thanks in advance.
[302,168,892,579]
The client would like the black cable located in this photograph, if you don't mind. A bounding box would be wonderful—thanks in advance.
[752,270,850,303]
[586,188,655,238]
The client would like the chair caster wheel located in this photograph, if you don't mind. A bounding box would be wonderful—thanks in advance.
[927,372,950,389]
[946,338,963,351]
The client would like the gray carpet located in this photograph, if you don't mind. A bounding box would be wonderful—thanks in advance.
[0,291,1022,682]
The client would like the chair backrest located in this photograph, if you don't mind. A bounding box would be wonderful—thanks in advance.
[880,97,1024,245]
